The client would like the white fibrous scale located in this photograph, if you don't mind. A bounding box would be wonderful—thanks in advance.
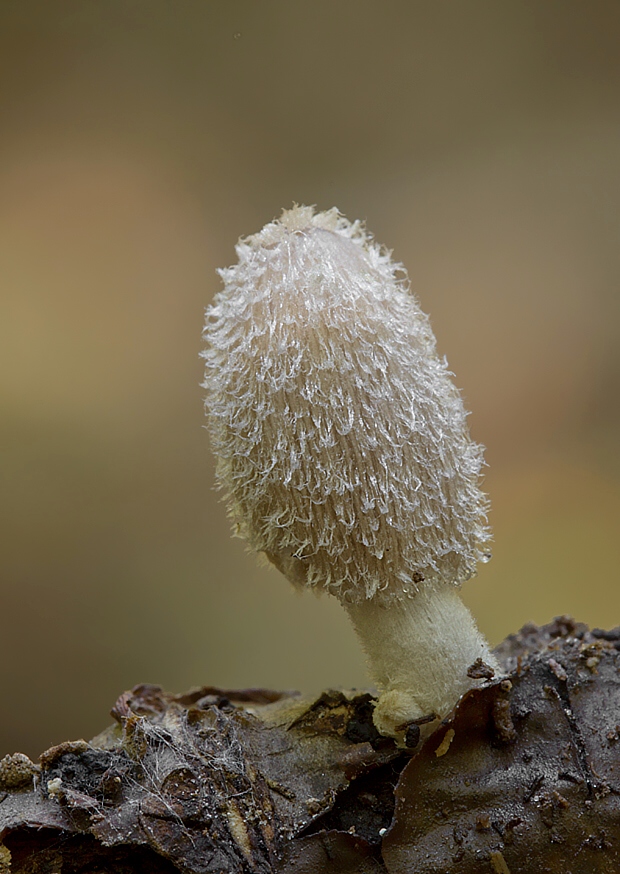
[202,206,491,606]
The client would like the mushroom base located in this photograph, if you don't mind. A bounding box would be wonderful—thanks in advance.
[344,586,500,739]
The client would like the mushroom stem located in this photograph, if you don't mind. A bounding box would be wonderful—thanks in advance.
[344,586,500,739]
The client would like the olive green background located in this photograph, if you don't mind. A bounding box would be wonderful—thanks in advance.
[1,1,619,757]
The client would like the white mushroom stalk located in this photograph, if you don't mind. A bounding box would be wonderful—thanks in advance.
[202,205,499,739]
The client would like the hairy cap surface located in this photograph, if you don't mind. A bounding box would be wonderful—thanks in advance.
[202,206,490,604]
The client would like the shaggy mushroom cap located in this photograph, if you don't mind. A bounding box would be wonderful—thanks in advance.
[202,205,490,606]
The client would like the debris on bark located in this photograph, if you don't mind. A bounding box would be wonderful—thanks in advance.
[2,618,620,873]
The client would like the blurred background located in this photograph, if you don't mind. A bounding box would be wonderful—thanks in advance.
[1,1,619,758]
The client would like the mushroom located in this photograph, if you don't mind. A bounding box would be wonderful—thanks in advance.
[202,205,500,740]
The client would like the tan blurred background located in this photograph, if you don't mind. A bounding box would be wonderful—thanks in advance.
[1,1,619,758]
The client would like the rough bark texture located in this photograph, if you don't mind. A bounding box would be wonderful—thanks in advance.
[2,617,620,872]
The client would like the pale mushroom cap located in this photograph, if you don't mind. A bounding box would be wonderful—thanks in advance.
[202,206,490,605]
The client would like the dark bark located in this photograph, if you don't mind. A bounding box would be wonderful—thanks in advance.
[1,617,620,873]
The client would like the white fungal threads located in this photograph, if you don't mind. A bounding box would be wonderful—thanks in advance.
[202,206,499,739]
